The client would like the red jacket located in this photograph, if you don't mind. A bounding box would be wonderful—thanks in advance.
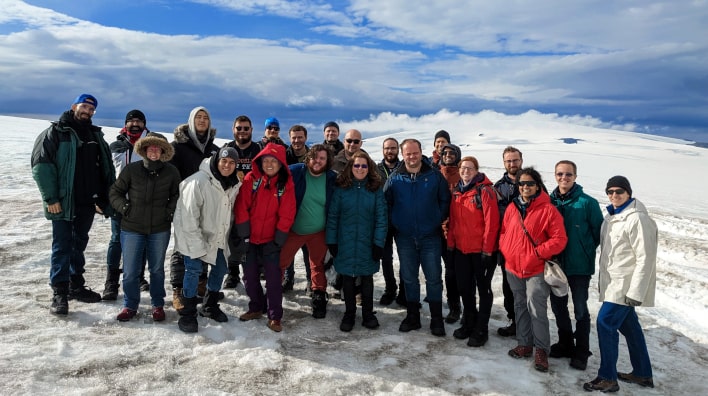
[234,143,296,244]
[447,175,500,254]
[499,192,567,279]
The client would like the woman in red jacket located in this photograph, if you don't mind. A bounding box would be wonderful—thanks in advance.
[500,167,567,373]
[447,156,500,347]
[234,143,296,332]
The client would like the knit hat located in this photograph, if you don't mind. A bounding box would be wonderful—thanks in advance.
[265,117,279,129]
[218,147,239,162]
[323,121,339,132]
[434,129,450,143]
[73,93,98,108]
[606,175,632,197]
[125,109,146,124]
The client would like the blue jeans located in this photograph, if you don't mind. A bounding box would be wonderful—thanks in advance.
[120,230,170,309]
[183,249,227,299]
[596,302,653,380]
[394,234,443,303]
[550,275,591,350]
[50,205,95,286]
[106,217,122,270]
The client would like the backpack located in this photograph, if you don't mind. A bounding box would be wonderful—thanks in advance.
[252,176,285,202]
[473,184,500,210]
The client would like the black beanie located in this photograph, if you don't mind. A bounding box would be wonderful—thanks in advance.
[125,109,146,124]
[323,121,339,132]
[434,129,451,143]
[606,175,632,197]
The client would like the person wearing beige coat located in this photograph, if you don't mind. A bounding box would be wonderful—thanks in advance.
[585,176,657,392]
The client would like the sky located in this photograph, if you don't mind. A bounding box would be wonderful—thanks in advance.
[1,115,707,394]
[1,0,707,142]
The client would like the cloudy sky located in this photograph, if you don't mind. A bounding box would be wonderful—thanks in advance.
[2,0,707,141]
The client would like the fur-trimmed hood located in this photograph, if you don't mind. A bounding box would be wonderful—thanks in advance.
[172,123,217,145]
[135,133,174,162]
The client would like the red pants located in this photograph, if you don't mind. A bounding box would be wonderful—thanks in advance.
[279,231,328,292]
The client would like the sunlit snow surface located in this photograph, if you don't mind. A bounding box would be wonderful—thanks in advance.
[1,115,706,395]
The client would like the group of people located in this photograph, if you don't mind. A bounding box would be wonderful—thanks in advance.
[31,94,658,392]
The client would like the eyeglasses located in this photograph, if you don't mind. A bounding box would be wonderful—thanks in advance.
[345,139,361,144]
[556,172,574,178]
[266,126,280,131]
[459,166,475,172]
[442,151,456,156]
[518,181,537,187]
[353,164,368,169]
[235,126,251,131]
[504,159,521,164]
[126,118,144,124]
[606,188,626,195]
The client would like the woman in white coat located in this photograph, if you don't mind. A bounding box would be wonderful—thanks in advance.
[584,176,657,392]
[173,147,241,333]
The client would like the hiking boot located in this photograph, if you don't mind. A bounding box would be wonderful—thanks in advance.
[311,290,329,319]
[282,277,294,291]
[116,308,137,322]
[453,325,473,340]
[197,278,207,298]
[50,284,69,315]
[617,372,654,388]
[102,269,120,301]
[445,306,461,324]
[239,311,263,321]
[199,291,229,322]
[534,348,549,372]
[177,296,199,333]
[267,319,282,332]
[497,320,516,337]
[172,287,184,311]
[429,301,446,337]
[467,330,488,347]
[139,278,150,292]
[508,345,533,359]
[68,285,102,303]
[583,377,619,392]
[340,313,355,332]
[550,330,575,358]
[362,313,380,329]
[224,273,241,289]
[379,291,396,306]
[570,350,592,371]
[399,302,422,332]
[152,306,166,322]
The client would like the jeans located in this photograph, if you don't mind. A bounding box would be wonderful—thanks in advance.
[106,217,122,271]
[50,205,95,286]
[394,234,443,304]
[507,271,551,353]
[120,230,170,309]
[550,275,591,351]
[596,302,653,380]
[243,243,283,320]
[183,249,227,299]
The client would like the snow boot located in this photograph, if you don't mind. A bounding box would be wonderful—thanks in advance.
[429,301,446,337]
[550,329,575,358]
[102,269,121,301]
[360,275,379,329]
[199,290,229,322]
[50,283,69,315]
[311,290,329,319]
[177,296,199,333]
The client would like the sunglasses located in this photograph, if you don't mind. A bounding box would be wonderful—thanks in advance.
[345,138,361,144]
[556,172,574,178]
[353,164,368,169]
[235,126,251,131]
[518,181,537,187]
[606,188,626,195]
[266,126,280,131]
[442,151,456,156]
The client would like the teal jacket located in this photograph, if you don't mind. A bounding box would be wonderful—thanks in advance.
[326,180,388,276]
[550,184,603,276]
[31,111,115,221]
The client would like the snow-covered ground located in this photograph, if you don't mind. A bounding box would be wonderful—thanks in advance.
[1,115,706,395]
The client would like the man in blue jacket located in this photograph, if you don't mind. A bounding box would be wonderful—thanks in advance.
[384,138,451,336]
[31,93,115,315]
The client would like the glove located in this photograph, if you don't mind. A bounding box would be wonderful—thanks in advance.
[625,296,642,307]
[372,245,384,261]
[447,246,455,252]
[481,253,496,268]
[165,209,174,222]
[262,241,281,257]
[121,201,131,217]
[327,244,338,258]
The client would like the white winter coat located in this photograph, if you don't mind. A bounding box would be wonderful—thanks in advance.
[598,198,657,307]
[174,159,240,265]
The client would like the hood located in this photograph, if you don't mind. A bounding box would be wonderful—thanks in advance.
[251,143,289,178]
[172,119,217,146]
[134,133,174,162]
[441,143,462,166]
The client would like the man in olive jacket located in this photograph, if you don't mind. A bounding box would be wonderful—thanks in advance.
[31,94,115,315]
[549,160,604,370]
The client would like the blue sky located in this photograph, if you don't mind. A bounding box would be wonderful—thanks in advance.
[2,0,707,141]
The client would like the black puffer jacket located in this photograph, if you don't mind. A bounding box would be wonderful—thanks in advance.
[170,124,218,180]
[110,134,181,234]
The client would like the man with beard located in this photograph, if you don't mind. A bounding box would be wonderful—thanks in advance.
[376,137,402,306]
[322,121,344,155]
[260,117,287,148]
[32,94,115,315]
[169,106,219,310]
[332,129,363,173]
[222,115,262,289]
[494,146,523,337]
[280,144,337,318]
[102,110,151,301]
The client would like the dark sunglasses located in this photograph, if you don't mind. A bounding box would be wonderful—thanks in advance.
[518,181,537,187]
[345,138,361,144]
[235,126,251,131]
[353,164,368,169]
[556,172,574,178]
[442,151,456,156]
[606,188,626,195]
[266,126,280,131]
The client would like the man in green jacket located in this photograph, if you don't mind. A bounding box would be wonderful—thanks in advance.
[549,160,604,370]
[31,94,116,315]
